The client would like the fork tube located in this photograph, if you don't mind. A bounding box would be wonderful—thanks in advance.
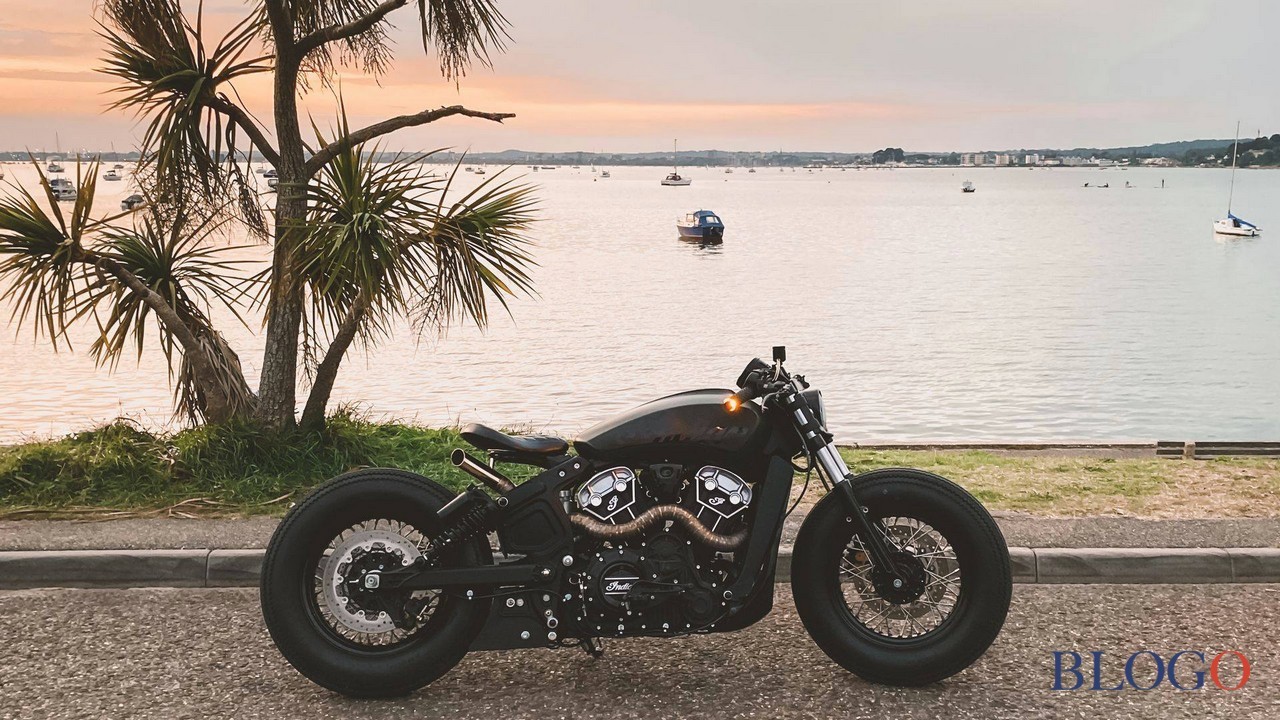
[777,387,899,572]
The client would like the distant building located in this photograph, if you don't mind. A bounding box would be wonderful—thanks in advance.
[994,154,1012,166]
[961,152,990,166]
[1060,156,1089,167]
[1024,153,1042,166]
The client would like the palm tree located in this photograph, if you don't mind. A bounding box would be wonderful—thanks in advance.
[0,160,256,422]
[0,0,534,429]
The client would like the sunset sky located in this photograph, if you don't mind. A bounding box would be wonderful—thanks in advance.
[0,0,1276,154]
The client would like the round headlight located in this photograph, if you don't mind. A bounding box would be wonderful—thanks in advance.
[800,388,824,428]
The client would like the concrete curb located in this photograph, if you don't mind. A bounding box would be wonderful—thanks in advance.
[1,547,1278,590]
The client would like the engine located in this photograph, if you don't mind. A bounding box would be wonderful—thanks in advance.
[567,464,753,637]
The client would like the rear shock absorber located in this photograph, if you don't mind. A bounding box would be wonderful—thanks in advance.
[428,487,499,556]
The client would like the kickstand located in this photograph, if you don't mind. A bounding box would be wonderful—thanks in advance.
[579,637,605,658]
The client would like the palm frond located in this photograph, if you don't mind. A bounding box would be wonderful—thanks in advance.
[0,159,105,347]
[293,0,396,79]
[296,111,445,359]
[93,207,258,421]
[418,0,510,82]
[291,0,509,84]
[410,165,537,332]
[97,0,271,211]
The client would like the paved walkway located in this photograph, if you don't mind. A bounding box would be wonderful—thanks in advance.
[3,584,1274,719]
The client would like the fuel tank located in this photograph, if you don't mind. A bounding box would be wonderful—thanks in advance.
[573,389,768,462]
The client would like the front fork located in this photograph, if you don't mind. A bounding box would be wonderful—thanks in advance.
[779,387,903,575]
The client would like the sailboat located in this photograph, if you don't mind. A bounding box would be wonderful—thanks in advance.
[1214,121,1262,237]
[661,140,692,186]
[47,132,65,174]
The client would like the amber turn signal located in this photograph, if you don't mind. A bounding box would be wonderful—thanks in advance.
[724,396,741,412]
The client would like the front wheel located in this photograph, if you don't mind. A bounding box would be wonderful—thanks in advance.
[791,468,1011,686]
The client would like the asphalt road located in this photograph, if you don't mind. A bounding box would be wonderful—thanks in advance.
[4,585,1277,719]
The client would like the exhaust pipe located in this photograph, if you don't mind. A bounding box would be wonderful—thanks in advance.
[451,448,515,494]
[569,505,748,551]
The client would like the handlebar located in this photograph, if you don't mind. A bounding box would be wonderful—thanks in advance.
[725,357,789,411]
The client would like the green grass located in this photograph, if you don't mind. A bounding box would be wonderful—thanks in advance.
[836,449,1280,517]
[2,421,1278,518]
[0,414,500,516]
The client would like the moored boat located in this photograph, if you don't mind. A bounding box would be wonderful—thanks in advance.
[961,180,975,193]
[661,139,692,186]
[120,193,146,212]
[1214,214,1261,237]
[103,169,122,181]
[48,177,76,201]
[1214,121,1262,237]
[676,209,724,242]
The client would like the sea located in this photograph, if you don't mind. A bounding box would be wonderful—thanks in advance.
[1,162,1277,443]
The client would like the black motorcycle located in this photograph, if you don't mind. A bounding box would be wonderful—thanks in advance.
[261,348,1012,697]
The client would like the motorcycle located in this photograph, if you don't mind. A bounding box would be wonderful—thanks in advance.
[261,348,1012,697]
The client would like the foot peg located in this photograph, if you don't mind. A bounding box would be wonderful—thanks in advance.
[579,637,605,658]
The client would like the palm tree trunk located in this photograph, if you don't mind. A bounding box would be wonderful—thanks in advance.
[255,50,306,429]
[299,294,370,431]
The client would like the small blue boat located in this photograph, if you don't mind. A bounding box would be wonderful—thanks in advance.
[676,210,725,242]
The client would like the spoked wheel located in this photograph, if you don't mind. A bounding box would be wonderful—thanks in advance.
[261,469,491,697]
[791,469,1011,686]
[839,516,962,640]
[310,519,442,648]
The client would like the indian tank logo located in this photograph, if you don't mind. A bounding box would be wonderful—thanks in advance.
[707,496,726,506]
[607,495,619,511]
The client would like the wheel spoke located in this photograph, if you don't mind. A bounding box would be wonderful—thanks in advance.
[836,516,961,640]
[311,518,439,649]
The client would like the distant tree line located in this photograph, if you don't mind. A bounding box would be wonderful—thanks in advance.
[871,147,905,164]
[1182,134,1280,167]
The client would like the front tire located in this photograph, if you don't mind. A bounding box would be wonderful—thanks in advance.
[260,469,491,697]
[791,468,1011,686]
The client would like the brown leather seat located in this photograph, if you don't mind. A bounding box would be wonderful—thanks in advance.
[460,423,568,455]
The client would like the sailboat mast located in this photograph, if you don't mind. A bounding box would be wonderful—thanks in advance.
[673,139,678,174]
[1227,120,1240,215]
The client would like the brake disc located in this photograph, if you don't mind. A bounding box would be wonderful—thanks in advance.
[321,529,421,634]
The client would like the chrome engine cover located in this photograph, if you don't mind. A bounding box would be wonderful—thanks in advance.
[575,467,639,522]
[693,466,752,525]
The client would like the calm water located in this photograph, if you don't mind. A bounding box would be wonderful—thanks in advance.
[1,162,1277,442]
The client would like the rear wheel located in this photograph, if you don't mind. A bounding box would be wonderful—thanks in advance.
[260,469,491,697]
[791,468,1011,686]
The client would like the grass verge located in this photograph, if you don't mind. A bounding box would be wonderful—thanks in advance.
[1,419,1277,518]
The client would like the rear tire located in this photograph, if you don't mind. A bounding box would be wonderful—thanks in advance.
[791,468,1011,686]
[260,469,491,697]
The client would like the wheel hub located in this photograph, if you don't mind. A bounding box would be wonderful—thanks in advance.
[322,529,421,634]
[869,550,927,604]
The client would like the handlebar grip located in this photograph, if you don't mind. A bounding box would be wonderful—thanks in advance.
[724,386,757,411]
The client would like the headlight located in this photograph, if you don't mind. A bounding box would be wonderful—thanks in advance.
[800,388,825,428]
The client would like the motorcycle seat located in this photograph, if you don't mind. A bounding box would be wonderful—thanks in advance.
[460,423,569,456]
